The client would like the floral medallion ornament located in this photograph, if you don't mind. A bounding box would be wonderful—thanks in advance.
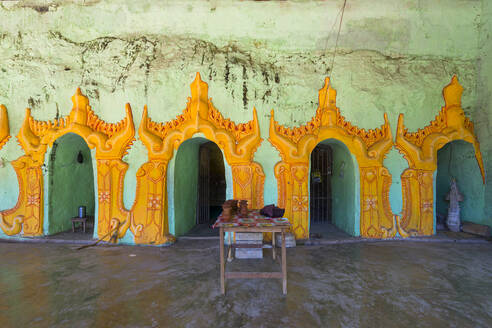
[130,73,265,244]
[269,77,394,239]
[395,76,485,237]
[1,88,138,240]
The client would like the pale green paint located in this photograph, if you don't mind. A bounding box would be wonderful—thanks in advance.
[327,140,358,236]
[436,140,487,227]
[46,133,95,235]
[478,0,492,221]
[90,150,99,239]
[0,0,490,242]
[167,155,177,236]
[173,138,201,237]
[384,148,409,216]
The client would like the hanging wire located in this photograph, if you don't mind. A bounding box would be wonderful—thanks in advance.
[323,0,348,109]
[322,5,344,53]
[330,0,348,76]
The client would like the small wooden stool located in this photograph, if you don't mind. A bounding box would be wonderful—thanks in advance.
[71,217,87,233]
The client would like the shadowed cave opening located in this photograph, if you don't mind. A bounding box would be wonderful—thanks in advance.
[174,138,226,237]
[309,139,356,239]
[47,133,95,238]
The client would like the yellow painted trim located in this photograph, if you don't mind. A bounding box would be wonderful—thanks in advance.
[269,77,395,239]
[1,88,136,239]
[395,75,485,236]
[132,73,265,244]
[0,105,10,150]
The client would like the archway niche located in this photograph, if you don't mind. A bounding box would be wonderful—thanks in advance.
[436,140,484,229]
[47,133,95,235]
[309,139,357,237]
[173,137,226,237]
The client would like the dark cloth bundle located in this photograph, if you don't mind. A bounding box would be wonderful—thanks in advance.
[260,204,285,218]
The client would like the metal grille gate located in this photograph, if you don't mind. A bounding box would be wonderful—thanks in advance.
[310,144,333,223]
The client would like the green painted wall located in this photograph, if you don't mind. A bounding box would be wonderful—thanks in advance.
[436,140,486,227]
[47,133,95,235]
[331,142,357,236]
[477,0,492,227]
[173,138,200,237]
[0,0,490,240]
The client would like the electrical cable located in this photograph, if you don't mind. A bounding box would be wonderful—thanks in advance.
[323,0,348,109]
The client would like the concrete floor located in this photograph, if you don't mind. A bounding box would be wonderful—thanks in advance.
[309,222,352,240]
[1,241,492,328]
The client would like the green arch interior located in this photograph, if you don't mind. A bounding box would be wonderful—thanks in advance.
[47,133,95,235]
[173,137,226,237]
[309,138,358,236]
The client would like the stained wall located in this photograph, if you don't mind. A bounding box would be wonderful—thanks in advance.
[0,0,490,238]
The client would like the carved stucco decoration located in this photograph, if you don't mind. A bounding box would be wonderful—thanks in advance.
[395,75,485,237]
[269,77,395,239]
[133,73,265,244]
[0,105,24,235]
[0,105,10,149]
[0,88,138,239]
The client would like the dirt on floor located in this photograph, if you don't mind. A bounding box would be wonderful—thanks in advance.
[1,240,492,328]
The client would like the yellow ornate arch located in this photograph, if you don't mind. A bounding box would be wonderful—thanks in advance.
[269,77,394,239]
[395,75,485,236]
[0,105,10,150]
[133,73,265,244]
[0,88,137,239]
[0,105,22,235]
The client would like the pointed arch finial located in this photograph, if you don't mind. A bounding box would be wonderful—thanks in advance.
[318,77,337,110]
[443,75,463,109]
[190,72,210,119]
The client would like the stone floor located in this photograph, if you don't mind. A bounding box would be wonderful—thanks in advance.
[1,240,492,327]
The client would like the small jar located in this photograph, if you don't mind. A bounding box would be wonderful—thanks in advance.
[222,203,233,221]
[239,200,248,217]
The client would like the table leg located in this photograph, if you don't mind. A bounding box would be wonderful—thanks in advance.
[220,227,225,294]
[72,221,75,233]
[227,231,233,262]
[272,232,276,260]
[83,220,86,233]
[282,231,287,294]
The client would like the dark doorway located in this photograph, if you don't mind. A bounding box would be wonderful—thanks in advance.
[197,141,226,225]
[310,144,333,223]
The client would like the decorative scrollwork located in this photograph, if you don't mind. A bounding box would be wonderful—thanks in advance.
[270,77,394,239]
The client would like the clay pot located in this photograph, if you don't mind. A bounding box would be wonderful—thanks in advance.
[239,200,248,217]
[222,203,233,221]
[223,199,238,215]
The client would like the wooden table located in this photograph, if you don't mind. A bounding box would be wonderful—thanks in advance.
[215,215,291,295]
[71,217,88,233]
